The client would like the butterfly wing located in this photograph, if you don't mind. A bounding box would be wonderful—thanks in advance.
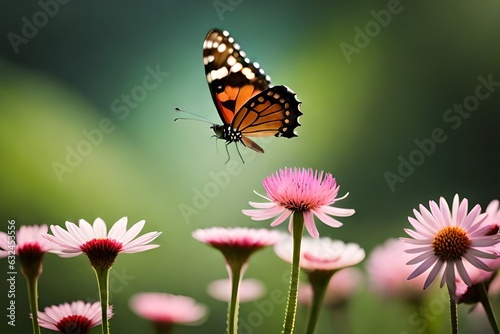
[232,85,302,144]
[203,29,270,125]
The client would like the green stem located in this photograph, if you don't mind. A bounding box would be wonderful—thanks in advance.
[478,282,499,334]
[282,211,304,334]
[450,295,458,334]
[25,275,41,334]
[94,267,111,334]
[227,262,244,334]
[305,271,332,334]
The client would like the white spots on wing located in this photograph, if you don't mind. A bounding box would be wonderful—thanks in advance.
[227,56,237,66]
[217,43,227,53]
[209,67,229,81]
[203,55,215,65]
[244,57,250,63]
[223,30,230,37]
[231,62,243,73]
[234,43,241,51]
[204,40,212,49]
[253,62,260,68]
[228,37,234,43]
[242,67,255,80]
[212,41,219,49]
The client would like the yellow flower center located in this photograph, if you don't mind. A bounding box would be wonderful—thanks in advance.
[432,226,471,261]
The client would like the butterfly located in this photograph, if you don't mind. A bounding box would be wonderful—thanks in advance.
[203,29,302,161]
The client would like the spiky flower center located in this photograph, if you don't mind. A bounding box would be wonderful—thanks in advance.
[80,238,123,269]
[56,314,92,334]
[432,226,471,261]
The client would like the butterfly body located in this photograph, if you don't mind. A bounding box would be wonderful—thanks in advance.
[203,29,302,157]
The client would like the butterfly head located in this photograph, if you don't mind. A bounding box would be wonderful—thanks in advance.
[210,124,224,139]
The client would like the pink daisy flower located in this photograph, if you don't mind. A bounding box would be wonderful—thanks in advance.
[129,293,207,331]
[0,224,58,277]
[0,224,57,258]
[242,167,355,238]
[45,217,161,268]
[37,301,112,334]
[193,227,279,334]
[401,194,500,300]
[207,278,265,302]
[274,236,365,272]
[192,227,281,266]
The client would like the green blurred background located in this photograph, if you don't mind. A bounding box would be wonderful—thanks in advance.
[1,0,499,333]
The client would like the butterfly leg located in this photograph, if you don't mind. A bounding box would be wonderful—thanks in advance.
[234,142,245,164]
[224,142,231,164]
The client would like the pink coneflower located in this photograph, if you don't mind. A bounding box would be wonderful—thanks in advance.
[401,195,500,300]
[46,217,161,334]
[274,236,365,272]
[192,227,281,267]
[45,217,161,268]
[193,227,280,334]
[0,224,57,273]
[129,293,207,334]
[366,238,428,301]
[37,301,112,334]
[0,224,58,334]
[275,236,364,334]
[242,168,355,238]
[207,278,265,302]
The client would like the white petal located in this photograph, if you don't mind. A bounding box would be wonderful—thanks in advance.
[312,209,343,228]
[78,219,96,240]
[108,217,128,240]
[93,218,108,238]
[122,231,161,249]
[118,220,145,245]
[247,201,277,209]
[319,206,355,217]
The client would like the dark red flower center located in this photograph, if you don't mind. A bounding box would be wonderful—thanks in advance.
[18,242,45,278]
[432,226,471,261]
[56,314,93,334]
[80,238,123,269]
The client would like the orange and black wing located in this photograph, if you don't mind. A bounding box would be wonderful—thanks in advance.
[231,85,302,140]
[203,29,270,125]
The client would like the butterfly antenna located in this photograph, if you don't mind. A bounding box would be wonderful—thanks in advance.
[174,107,213,124]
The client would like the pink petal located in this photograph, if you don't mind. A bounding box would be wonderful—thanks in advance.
[303,210,319,238]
